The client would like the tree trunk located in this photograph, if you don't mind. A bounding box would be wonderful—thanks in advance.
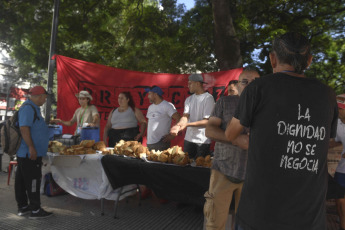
[212,0,242,70]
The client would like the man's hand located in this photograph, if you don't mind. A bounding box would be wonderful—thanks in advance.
[170,125,180,136]
[178,123,188,131]
[162,134,175,142]
[231,134,249,150]
[134,133,142,141]
[29,146,38,160]
[50,118,61,124]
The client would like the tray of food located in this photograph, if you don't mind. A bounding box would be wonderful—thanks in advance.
[48,140,107,155]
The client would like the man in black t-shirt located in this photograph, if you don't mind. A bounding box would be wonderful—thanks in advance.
[225,32,338,230]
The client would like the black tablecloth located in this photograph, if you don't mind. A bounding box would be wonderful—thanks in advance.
[101,155,210,206]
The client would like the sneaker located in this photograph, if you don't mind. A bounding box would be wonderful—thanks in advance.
[18,206,31,216]
[29,208,53,220]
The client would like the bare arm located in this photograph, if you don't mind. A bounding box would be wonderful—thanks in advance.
[225,117,244,142]
[207,116,249,149]
[205,117,229,143]
[165,112,182,140]
[231,134,249,150]
[170,112,185,136]
[187,119,209,128]
[20,126,37,160]
[51,118,75,127]
[103,110,113,144]
[134,108,147,141]
[171,112,182,123]
[89,114,100,127]
[329,138,342,148]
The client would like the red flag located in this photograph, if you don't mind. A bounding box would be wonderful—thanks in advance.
[55,55,243,146]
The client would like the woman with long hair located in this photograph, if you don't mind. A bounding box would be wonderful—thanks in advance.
[103,92,147,147]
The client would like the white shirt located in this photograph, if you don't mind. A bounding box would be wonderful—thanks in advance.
[184,92,215,144]
[146,100,177,144]
[335,119,345,173]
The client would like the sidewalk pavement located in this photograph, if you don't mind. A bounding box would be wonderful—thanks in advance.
[0,152,341,230]
[0,153,204,230]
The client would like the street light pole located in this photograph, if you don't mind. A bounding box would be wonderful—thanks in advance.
[4,83,12,119]
[45,0,60,123]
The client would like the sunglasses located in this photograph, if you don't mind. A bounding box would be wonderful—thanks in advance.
[79,97,88,100]
[229,80,238,85]
[238,79,250,85]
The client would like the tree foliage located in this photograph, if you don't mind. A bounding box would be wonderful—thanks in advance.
[0,0,344,94]
[226,0,345,93]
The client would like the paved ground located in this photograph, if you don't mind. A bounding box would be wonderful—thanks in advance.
[0,153,205,230]
[0,152,341,230]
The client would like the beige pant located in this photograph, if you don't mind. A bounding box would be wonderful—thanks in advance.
[204,169,243,230]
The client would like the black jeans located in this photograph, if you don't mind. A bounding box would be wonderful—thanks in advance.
[147,140,171,152]
[15,156,42,210]
[183,140,210,159]
[108,127,141,147]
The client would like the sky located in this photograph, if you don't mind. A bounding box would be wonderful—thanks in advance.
[176,0,195,10]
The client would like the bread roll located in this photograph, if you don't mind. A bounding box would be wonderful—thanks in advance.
[85,148,96,154]
[80,140,95,148]
[94,141,106,150]
[196,156,205,166]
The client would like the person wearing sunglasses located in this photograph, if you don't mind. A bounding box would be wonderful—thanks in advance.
[226,32,338,230]
[204,68,259,230]
[52,90,99,135]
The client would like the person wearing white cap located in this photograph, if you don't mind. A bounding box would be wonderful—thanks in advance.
[170,73,215,159]
[330,94,345,230]
[52,90,99,135]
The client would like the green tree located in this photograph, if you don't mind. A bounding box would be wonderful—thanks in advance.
[0,0,344,93]
[217,0,345,93]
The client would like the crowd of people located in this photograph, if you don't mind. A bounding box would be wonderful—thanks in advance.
[13,32,345,230]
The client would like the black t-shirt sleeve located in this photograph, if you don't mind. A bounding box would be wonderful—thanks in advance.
[234,83,258,128]
[330,93,339,138]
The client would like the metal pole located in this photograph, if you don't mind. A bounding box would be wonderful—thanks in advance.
[45,0,60,123]
[4,84,12,119]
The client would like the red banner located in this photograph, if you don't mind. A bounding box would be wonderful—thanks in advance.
[55,55,243,145]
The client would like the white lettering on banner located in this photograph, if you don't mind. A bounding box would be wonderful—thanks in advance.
[277,104,325,174]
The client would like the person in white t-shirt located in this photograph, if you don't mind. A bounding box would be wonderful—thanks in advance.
[332,94,345,230]
[145,86,181,151]
[170,74,215,159]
